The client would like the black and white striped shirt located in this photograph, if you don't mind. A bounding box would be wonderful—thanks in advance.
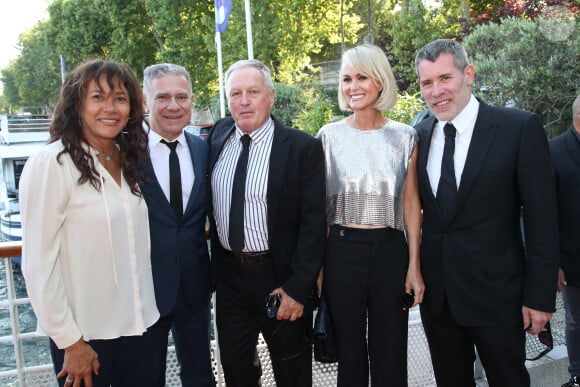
[212,118,274,252]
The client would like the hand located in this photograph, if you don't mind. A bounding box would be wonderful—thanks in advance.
[56,339,100,387]
[557,268,567,293]
[271,287,304,321]
[316,269,323,297]
[522,306,551,335]
[404,267,425,309]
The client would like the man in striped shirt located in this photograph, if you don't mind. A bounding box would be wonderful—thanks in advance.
[208,59,327,387]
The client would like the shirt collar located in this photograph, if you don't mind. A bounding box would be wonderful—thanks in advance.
[235,117,274,144]
[438,94,479,135]
[146,123,186,149]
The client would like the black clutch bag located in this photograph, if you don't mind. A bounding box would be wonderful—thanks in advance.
[313,295,338,363]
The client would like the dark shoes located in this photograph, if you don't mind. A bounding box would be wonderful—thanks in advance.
[562,376,580,387]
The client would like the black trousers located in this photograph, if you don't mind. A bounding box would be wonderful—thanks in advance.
[216,255,312,387]
[50,324,163,387]
[152,281,215,387]
[324,226,410,387]
[420,295,529,387]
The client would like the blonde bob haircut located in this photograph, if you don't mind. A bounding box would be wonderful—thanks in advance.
[338,44,398,112]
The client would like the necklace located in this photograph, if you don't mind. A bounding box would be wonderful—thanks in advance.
[97,146,116,161]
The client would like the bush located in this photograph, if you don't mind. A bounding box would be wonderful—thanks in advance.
[464,16,580,135]
[385,92,427,126]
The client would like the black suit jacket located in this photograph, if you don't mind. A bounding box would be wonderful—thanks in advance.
[416,100,560,326]
[550,127,580,287]
[140,132,211,316]
[207,117,326,305]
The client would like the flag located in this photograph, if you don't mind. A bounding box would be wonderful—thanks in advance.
[215,0,232,33]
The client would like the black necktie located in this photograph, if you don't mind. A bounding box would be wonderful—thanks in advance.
[161,140,183,222]
[229,134,251,254]
[436,123,457,219]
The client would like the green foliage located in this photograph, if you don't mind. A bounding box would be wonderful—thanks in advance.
[295,86,334,136]
[385,92,427,126]
[3,0,575,131]
[1,64,21,110]
[48,0,113,67]
[371,0,464,93]
[101,0,159,78]
[270,83,303,127]
[464,16,580,134]
[4,22,61,110]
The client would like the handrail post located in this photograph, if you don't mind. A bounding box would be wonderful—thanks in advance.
[3,258,26,385]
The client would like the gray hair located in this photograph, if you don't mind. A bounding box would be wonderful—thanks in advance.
[338,44,398,112]
[143,63,192,97]
[573,95,580,119]
[224,59,274,97]
[415,39,470,77]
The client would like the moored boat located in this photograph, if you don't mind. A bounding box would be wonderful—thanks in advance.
[0,106,51,265]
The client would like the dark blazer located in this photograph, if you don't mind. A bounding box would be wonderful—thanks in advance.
[550,127,580,287]
[416,100,560,326]
[207,116,326,305]
[140,131,211,316]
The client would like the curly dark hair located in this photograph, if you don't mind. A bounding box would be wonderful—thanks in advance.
[50,59,149,196]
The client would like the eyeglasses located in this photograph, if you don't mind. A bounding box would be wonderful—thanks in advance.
[526,321,553,361]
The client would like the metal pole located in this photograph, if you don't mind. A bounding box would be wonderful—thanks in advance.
[244,0,254,59]
[215,32,226,118]
[214,4,226,118]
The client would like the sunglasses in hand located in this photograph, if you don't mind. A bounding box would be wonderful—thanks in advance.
[265,294,282,319]
[400,290,415,310]
[525,321,553,361]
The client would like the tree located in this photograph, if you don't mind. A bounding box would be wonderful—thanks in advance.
[464,16,580,135]
[371,0,464,93]
[101,0,159,79]
[47,0,113,68]
[1,63,21,110]
[470,0,579,25]
[10,22,61,109]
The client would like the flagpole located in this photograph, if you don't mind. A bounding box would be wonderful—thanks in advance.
[214,2,227,118]
[215,32,226,118]
[60,55,66,85]
[244,0,254,59]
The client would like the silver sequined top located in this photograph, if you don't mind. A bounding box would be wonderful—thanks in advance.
[317,119,418,230]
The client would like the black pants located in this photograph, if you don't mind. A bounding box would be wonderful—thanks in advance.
[216,255,312,387]
[324,225,409,387]
[50,324,163,387]
[420,295,529,387]
[152,281,215,387]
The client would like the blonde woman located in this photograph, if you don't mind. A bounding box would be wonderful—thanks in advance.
[317,44,424,386]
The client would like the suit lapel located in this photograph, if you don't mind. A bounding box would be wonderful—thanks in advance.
[142,158,171,209]
[209,120,236,172]
[267,121,290,232]
[417,117,441,213]
[183,134,202,213]
[452,102,498,219]
[565,128,580,168]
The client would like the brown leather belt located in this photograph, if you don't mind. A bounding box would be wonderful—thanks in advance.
[225,250,271,264]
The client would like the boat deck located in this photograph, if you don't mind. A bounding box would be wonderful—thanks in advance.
[0,246,570,386]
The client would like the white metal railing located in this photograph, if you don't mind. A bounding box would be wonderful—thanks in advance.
[0,241,566,386]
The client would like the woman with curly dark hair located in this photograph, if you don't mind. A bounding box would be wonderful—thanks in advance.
[19,59,161,387]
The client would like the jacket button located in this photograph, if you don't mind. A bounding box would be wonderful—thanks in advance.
[339,229,345,237]
[175,256,181,262]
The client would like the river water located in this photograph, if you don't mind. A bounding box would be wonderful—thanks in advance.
[0,260,53,373]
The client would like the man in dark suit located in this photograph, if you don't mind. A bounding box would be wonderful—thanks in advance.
[140,63,214,387]
[552,95,580,387]
[208,59,326,387]
[414,39,560,386]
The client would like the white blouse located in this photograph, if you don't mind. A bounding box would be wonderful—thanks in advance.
[19,140,159,349]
